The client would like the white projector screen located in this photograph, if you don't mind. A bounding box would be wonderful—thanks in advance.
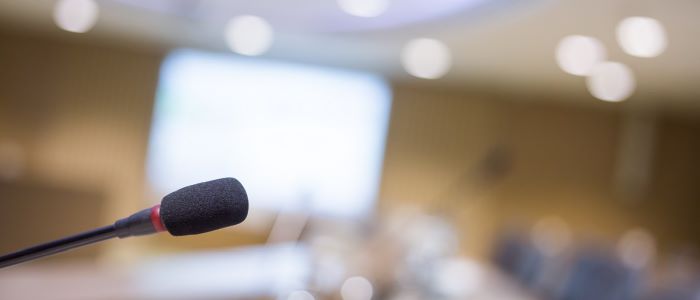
[147,50,392,218]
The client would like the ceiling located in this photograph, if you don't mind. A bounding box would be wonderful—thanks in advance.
[0,0,699,109]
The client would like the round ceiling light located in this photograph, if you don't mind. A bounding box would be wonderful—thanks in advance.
[225,15,274,56]
[556,35,606,76]
[586,62,636,102]
[337,0,390,18]
[401,38,452,79]
[53,0,99,33]
[617,16,668,58]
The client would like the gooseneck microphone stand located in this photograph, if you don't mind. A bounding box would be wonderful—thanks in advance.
[0,225,117,268]
[0,206,162,269]
[0,177,248,269]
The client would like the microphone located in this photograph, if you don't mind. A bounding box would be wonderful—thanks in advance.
[0,177,248,269]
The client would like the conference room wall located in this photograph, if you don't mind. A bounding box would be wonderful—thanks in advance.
[381,85,700,258]
[1,30,698,266]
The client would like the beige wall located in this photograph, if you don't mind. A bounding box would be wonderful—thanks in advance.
[1,30,699,264]
[0,30,161,262]
[380,85,700,258]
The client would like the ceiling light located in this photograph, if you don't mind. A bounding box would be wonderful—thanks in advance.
[586,62,636,102]
[337,0,390,18]
[555,35,606,76]
[225,15,274,56]
[617,17,668,58]
[53,0,99,33]
[401,38,452,79]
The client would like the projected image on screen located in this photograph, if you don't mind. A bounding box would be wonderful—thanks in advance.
[147,50,392,218]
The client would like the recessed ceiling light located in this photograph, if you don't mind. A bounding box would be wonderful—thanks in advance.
[225,15,274,56]
[555,35,606,76]
[337,0,390,18]
[401,38,452,79]
[586,62,636,102]
[617,16,668,58]
[53,0,99,33]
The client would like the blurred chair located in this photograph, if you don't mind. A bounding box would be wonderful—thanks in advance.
[555,248,645,300]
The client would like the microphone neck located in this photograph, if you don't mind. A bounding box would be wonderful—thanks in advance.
[0,205,166,269]
[0,225,117,268]
[114,205,166,238]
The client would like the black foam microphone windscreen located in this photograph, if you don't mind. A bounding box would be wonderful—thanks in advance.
[159,177,248,236]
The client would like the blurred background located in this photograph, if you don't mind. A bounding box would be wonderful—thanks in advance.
[1,0,699,299]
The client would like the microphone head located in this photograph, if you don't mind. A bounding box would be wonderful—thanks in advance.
[159,178,248,236]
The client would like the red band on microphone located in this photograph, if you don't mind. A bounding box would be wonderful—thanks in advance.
[150,205,166,232]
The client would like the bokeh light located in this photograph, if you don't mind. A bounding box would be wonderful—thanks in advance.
[337,0,390,18]
[400,214,458,265]
[388,291,422,300]
[617,228,656,269]
[53,0,99,33]
[287,290,315,300]
[555,35,606,76]
[432,257,482,297]
[586,61,636,102]
[401,38,452,79]
[225,15,274,56]
[617,16,668,58]
[340,276,373,300]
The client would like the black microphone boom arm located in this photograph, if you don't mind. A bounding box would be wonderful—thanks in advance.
[0,177,248,269]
